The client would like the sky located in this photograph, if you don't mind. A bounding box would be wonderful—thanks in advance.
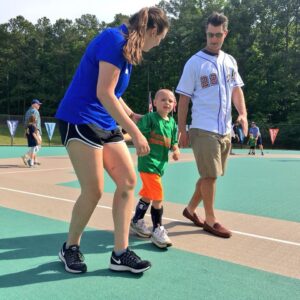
[0,0,161,24]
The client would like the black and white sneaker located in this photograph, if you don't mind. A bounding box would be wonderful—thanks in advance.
[58,242,87,274]
[109,248,151,274]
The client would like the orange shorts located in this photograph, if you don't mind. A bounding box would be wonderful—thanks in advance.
[139,172,163,201]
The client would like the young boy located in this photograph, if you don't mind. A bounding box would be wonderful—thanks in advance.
[26,115,41,167]
[248,133,256,155]
[130,89,180,248]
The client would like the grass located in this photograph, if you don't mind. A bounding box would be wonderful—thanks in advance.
[0,124,62,146]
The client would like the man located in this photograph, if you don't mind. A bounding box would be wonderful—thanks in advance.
[22,99,42,165]
[249,122,264,155]
[176,12,248,238]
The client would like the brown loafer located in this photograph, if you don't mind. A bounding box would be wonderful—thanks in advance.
[182,208,204,227]
[203,222,232,238]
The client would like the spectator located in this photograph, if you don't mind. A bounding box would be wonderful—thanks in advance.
[22,99,42,166]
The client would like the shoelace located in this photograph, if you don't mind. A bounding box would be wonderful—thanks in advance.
[124,250,141,265]
[138,220,149,231]
[66,248,84,264]
[156,227,168,238]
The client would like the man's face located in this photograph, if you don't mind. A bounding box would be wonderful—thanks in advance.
[205,24,228,53]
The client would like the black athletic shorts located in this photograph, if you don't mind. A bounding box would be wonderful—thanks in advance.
[58,120,124,149]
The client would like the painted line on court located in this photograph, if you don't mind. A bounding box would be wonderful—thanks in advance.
[1,186,300,248]
[0,167,71,175]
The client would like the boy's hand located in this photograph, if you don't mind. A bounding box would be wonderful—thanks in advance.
[172,148,180,161]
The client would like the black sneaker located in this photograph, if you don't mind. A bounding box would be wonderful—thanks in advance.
[59,242,87,273]
[109,248,151,274]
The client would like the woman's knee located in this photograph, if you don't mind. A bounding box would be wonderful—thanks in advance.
[81,185,103,203]
[116,174,137,192]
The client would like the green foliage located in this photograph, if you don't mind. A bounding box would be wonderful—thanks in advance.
[0,0,299,148]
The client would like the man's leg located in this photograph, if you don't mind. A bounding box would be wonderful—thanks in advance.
[186,178,202,212]
[200,177,217,226]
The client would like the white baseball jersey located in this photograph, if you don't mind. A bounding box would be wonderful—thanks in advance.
[176,50,244,135]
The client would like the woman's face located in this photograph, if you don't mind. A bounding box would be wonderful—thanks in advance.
[143,27,168,52]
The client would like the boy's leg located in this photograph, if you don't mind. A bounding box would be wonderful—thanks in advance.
[132,198,150,223]
[150,203,172,248]
[130,197,152,238]
[150,202,163,229]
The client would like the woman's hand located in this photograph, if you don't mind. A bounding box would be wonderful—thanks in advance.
[132,132,150,156]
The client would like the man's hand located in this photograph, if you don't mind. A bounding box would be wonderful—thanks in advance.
[178,129,189,148]
[236,115,248,137]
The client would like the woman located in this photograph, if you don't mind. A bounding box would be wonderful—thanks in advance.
[55,7,169,274]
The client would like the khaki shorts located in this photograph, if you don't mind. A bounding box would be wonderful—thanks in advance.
[189,128,231,178]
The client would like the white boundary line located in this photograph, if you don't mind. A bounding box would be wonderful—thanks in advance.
[0,167,71,175]
[1,186,300,247]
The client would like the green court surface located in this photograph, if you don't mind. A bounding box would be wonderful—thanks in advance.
[1,207,300,300]
[61,155,300,223]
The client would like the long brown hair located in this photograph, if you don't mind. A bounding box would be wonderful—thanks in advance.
[123,7,169,65]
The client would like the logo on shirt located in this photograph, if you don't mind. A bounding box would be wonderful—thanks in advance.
[200,73,218,88]
[125,68,129,74]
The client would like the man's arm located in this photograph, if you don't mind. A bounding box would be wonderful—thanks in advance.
[177,94,190,148]
[232,87,248,136]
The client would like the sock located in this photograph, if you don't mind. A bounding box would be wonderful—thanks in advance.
[151,206,163,231]
[132,199,150,223]
[114,248,127,256]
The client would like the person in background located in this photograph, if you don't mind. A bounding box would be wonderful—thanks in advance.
[130,89,180,248]
[25,114,41,167]
[55,7,169,274]
[247,133,256,155]
[22,99,42,166]
[249,121,264,155]
[176,12,248,239]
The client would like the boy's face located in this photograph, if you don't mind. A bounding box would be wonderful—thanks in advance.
[153,90,176,116]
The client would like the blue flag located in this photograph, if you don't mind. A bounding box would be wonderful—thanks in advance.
[7,120,19,137]
[45,122,56,141]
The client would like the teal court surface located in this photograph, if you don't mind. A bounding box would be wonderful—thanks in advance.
[0,146,300,299]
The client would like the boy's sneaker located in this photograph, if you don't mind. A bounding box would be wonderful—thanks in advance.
[130,219,152,238]
[21,155,28,166]
[109,248,151,274]
[58,242,87,273]
[151,226,172,249]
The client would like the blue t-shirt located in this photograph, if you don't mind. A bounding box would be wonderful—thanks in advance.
[55,24,132,130]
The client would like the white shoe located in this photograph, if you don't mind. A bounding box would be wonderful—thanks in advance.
[21,155,28,166]
[151,226,172,248]
[130,219,152,238]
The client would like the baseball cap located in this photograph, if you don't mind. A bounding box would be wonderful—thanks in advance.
[32,99,42,105]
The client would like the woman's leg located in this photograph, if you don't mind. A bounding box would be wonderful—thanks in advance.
[66,140,104,246]
[103,142,136,252]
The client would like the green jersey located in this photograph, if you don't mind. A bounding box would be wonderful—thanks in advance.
[248,136,256,147]
[137,112,178,176]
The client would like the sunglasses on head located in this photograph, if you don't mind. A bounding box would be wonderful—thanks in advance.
[206,32,224,38]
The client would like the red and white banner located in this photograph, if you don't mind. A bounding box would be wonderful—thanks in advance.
[269,128,279,145]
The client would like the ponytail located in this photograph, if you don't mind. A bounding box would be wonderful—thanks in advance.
[123,7,169,65]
